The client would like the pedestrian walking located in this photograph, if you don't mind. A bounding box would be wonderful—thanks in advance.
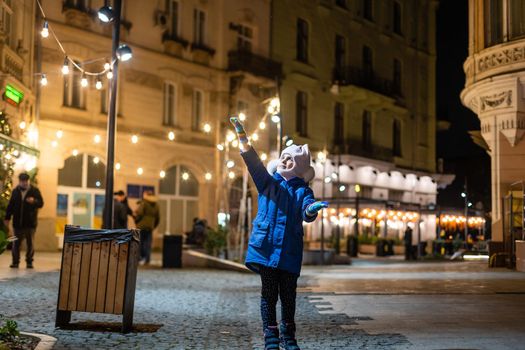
[404,226,414,260]
[231,117,327,350]
[114,190,135,227]
[4,173,44,269]
[102,191,128,229]
[135,190,160,265]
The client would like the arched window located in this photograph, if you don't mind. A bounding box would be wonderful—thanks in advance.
[158,165,199,234]
[56,153,106,233]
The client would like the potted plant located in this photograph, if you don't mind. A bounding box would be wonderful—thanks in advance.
[358,234,378,254]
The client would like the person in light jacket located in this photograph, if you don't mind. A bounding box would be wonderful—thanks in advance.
[231,117,327,350]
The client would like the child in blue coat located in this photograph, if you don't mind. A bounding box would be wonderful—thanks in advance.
[231,117,327,350]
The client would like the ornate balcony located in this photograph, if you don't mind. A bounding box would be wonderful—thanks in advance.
[227,50,282,80]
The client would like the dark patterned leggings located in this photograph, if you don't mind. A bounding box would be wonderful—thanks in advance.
[259,265,299,329]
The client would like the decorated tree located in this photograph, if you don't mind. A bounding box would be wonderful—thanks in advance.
[0,112,14,253]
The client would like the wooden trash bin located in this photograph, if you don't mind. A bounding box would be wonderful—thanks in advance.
[55,225,140,333]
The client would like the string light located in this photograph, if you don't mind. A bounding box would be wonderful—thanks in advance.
[228,171,235,179]
[226,160,235,168]
[160,170,166,178]
[95,80,102,90]
[106,69,113,79]
[94,134,101,143]
[93,156,100,164]
[203,123,211,133]
[131,135,138,144]
[231,140,239,148]
[61,57,69,75]
[205,172,212,181]
[259,121,266,130]
[104,62,111,70]
[261,153,267,161]
[137,167,143,175]
[41,20,49,38]
[226,131,236,143]
[72,149,79,156]
[56,130,63,139]
[251,133,259,141]
[271,114,280,123]
[19,121,26,130]
[40,74,48,86]
[217,144,224,151]
[168,131,175,140]
[51,140,58,148]
[81,74,88,87]
[182,172,189,180]
[239,112,246,121]
[115,162,121,170]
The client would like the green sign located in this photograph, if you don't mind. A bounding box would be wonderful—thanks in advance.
[5,84,24,105]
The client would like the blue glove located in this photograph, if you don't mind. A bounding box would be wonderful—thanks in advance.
[305,201,328,217]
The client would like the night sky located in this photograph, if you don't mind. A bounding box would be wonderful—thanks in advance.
[436,0,491,212]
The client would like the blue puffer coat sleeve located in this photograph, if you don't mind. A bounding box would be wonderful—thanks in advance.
[240,147,275,192]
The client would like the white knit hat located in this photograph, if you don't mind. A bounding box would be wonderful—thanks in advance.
[266,144,315,182]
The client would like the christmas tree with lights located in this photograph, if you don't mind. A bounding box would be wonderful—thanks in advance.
[0,111,14,241]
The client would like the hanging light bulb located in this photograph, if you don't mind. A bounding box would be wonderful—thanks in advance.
[251,133,259,141]
[216,144,224,151]
[40,74,48,86]
[137,167,144,175]
[261,153,267,161]
[72,149,79,156]
[160,170,166,178]
[271,114,281,123]
[56,130,63,139]
[226,131,236,143]
[41,20,49,38]
[181,172,190,180]
[228,171,235,179]
[259,121,266,130]
[205,172,212,181]
[19,121,26,130]
[231,140,239,148]
[226,160,235,168]
[95,79,102,90]
[104,62,111,70]
[94,134,101,143]
[106,69,113,79]
[239,112,246,121]
[115,162,121,170]
[168,131,175,140]
[81,74,88,88]
[62,57,69,75]
[203,123,211,133]
[93,156,100,164]
[131,135,138,144]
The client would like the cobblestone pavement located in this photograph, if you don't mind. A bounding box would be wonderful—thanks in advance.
[1,254,525,349]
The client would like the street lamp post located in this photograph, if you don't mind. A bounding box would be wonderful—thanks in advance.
[102,0,122,229]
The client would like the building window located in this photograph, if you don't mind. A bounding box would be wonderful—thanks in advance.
[393,119,401,157]
[296,90,308,137]
[163,82,176,126]
[0,0,12,48]
[192,89,203,131]
[63,60,86,109]
[509,0,525,39]
[389,189,403,202]
[167,0,179,37]
[296,18,309,63]
[335,34,346,76]
[237,24,253,52]
[484,0,503,46]
[159,165,199,234]
[362,45,373,77]
[58,153,106,189]
[334,102,344,145]
[193,8,205,46]
[335,0,347,8]
[362,110,372,151]
[363,0,373,21]
[393,58,402,94]
[393,1,402,35]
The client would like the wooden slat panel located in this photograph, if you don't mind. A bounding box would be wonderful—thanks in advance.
[104,242,120,313]
[113,242,129,314]
[67,243,83,310]
[122,240,140,329]
[95,241,111,313]
[85,242,101,312]
[58,243,74,311]
[76,243,92,311]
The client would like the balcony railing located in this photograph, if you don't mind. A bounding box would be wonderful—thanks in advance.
[332,138,394,163]
[228,50,282,80]
[333,66,402,100]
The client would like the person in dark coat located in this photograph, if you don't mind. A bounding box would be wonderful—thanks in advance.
[231,117,327,350]
[4,173,44,268]
[404,226,414,260]
[102,192,128,229]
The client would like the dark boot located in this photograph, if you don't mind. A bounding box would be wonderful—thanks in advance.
[280,321,300,350]
[263,326,280,350]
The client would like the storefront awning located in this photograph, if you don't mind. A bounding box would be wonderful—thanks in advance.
[0,133,39,157]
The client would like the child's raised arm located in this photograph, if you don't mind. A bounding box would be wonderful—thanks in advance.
[230,116,273,192]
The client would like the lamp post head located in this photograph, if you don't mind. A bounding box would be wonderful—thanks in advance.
[98,6,114,23]
[116,44,133,61]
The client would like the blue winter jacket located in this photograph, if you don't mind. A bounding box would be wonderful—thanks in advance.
[241,148,317,276]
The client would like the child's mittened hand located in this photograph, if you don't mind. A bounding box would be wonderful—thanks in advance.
[306,201,329,216]
[230,117,245,134]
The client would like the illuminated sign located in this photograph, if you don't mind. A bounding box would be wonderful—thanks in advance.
[4,84,24,106]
